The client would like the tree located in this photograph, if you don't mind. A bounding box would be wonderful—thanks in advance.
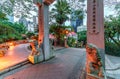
[104,15,120,46]
[70,9,84,21]
[0,0,37,18]
[51,0,71,26]
[0,11,8,20]
[1,21,27,34]
[104,15,120,56]
[115,3,120,14]
[67,0,85,10]
[0,21,21,43]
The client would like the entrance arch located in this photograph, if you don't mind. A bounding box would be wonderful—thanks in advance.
[33,0,105,78]
[33,0,105,65]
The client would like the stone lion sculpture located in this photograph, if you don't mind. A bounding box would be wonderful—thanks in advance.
[86,44,103,77]
[30,40,39,56]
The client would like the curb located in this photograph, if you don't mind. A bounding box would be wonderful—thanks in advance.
[105,56,120,70]
[0,59,29,75]
[54,47,66,51]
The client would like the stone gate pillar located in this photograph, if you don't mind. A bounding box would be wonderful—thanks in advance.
[86,0,105,79]
[43,4,50,60]
[33,0,55,60]
[87,0,105,65]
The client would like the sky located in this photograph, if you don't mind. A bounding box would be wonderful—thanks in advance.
[52,1,117,26]
[78,0,117,26]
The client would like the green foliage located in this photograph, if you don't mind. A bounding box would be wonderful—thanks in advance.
[105,15,120,56]
[51,0,71,25]
[104,15,120,46]
[12,22,27,34]
[26,32,35,38]
[115,3,120,14]
[0,11,8,20]
[49,24,74,46]
[67,0,85,10]
[105,42,120,57]
[71,9,84,21]
[77,31,87,43]
[67,37,76,47]
[49,24,58,34]
[1,21,27,34]
[50,24,73,38]
[0,21,21,43]
[0,0,36,18]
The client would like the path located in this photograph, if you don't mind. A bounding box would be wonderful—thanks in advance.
[0,44,31,71]
[3,48,86,79]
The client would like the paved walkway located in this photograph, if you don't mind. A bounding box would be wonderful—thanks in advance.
[0,44,31,71]
[105,55,120,79]
[1,44,120,79]
[2,48,86,79]
[0,44,64,72]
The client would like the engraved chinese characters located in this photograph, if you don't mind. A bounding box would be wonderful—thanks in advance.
[88,0,100,34]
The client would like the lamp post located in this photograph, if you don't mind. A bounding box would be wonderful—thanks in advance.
[64,36,67,48]
[64,30,69,48]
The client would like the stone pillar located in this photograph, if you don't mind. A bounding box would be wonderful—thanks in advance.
[33,0,55,60]
[38,5,44,44]
[38,4,50,60]
[43,4,50,60]
[87,0,105,66]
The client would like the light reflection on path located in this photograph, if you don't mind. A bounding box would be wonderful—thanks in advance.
[0,44,31,71]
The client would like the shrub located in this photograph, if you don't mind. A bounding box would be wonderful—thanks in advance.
[0,22,21,43]
[105,42,120,57]
[77,31,87,46]
[67,37,76,47]
[26,32,35,39]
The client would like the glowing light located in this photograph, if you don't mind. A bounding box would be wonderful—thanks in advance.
[65,30,69,34]
[9,42,14,46]
[9,46,14,50]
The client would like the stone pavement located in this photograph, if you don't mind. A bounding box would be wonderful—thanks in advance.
[1,44,120,79]
[105,54,120,79]
[0,44,65,73]
[1,48,86,79]
[54,46,65,51]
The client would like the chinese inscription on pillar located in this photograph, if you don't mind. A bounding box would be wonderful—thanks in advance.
[88,0,100,34]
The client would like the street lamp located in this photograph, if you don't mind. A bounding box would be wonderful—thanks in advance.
[64,36,68,48]
[65,30,69,35]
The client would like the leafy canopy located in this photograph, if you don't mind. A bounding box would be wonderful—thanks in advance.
[0,0,36,18]
[51,0,71,25]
